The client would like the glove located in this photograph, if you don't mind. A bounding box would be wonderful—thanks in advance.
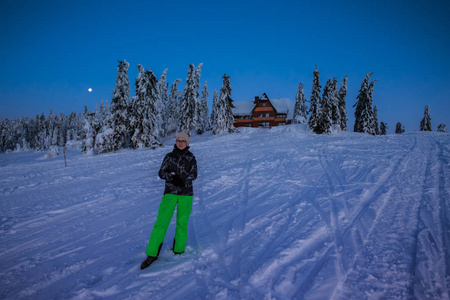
[171,174,184,187]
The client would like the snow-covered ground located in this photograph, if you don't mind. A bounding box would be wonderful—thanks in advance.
[1,125,450,300]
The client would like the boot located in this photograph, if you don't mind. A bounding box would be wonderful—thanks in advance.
[140,256,157,270]
[172,239,184,255]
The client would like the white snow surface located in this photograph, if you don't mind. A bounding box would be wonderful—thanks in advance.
[1,125,450,299]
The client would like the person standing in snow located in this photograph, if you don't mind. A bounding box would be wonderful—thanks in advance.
[141,132,198,270]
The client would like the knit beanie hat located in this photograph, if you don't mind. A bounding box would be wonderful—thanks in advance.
[176,132,190,146]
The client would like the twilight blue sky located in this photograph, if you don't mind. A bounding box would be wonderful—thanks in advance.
[1,0,449,132]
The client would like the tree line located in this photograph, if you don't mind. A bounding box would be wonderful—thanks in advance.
[292,66,447,135]
[1,63,447,153]
[0,61,236,153]
[293,68,384,134]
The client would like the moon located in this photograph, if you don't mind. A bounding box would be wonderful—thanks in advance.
[88,88,92,92]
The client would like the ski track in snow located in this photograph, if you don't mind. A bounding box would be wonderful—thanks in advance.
[0,126,449,299]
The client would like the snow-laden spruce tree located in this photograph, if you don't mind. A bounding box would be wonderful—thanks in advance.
[82,115,95,154]
[437,123,447,133]
[94,103,114,153]
[99,100,110,122]
[179,64,196,134]
[338,75,348,131]
[165,79,182,137]
[317,79,334,134]
[373,105,379,135]
[193,63,203,132]
[308,66,322,133]
[380,122,387,135]
[129,64,147,148]
[197,81,210,134]
[420,105,432,131]
[329,78,340,129]
[293,83,308,124]
[368,79,378,130]
[36,113,50,151]
[93,104,104,139]
[354,72,377,135]
[129,65,161,149]
[395,122,405,134]
[210,89,219,128]
[110,60,131,151]
[66,111,81,143]
[156,69,168,138]
[82,106,99,151]
[0,119,14,151]
[213,74,234,135]
[47,108,59,147]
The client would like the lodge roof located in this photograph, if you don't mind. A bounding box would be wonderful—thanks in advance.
[232,95,295,119]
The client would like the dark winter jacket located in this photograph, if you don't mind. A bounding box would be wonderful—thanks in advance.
[159,145,197,196]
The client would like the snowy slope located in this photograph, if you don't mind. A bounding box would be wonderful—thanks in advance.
[1,126,450,300]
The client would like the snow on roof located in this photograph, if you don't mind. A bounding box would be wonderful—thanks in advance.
[271,98,294,119]
[232,101,255,116]
[232,97,295,119]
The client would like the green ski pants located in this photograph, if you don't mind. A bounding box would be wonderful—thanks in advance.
[145,194,193,257]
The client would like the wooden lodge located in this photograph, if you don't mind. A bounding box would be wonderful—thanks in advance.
[232,93,295,128]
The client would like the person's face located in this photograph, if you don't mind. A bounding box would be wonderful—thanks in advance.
[176,138,187,150]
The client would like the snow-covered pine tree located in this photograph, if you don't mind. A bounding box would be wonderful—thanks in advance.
[395,122,405,134]
[110,60,131,151]
[368,79,378,133]
[58,112,65,147]
[193,63,203,132]
[420,105,432,131]
[354,72,377,135]
[210,89,219,128]
[15,118,31,151]
[82,117,95,154]
[437,123,447,132]
[82,107,95,154]
[317,79,333,134]
[129,64,147,147]
[156,69,168,138]
[329,78,340,129]
[47,108,57,147]
[373,105,379,135]
[165,79,182,137]
[129,65,161,149]
[34,113,44,150]
[213,74,234,135]
[197,81,210,134]
[65,111,79,143]
[338,75,348,131]
[293,83,308,124]
[179,64,196,134]
[0,119,13,151]
[30,115,39,149]
[380,122,387,135]
[37,113,50,150]
[94,98,114,153]
[99,100,111,125]
[93,101,113,153]
[27,117,37,148]
[308,66,322,133]
[92,104,104,139]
